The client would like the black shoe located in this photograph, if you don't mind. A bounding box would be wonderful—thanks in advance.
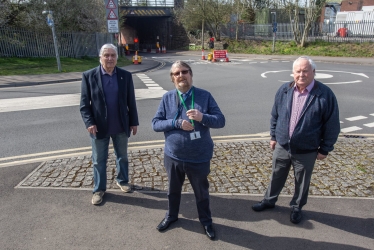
[290,207,302,224]
[252,200,275,212]
[203,225,215,240]
[156,218,178,231]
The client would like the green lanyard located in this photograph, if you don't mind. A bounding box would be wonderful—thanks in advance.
[177,87,195,127]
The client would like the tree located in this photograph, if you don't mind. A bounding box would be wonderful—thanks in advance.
[1,0,107,32]
[175,0,232,41]
[283,0,326,47]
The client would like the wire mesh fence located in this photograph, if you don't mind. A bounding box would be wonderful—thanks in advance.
[220,21,374,42]
[0,28,113,58]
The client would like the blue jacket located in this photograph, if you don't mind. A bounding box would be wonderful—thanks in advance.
[152,87,225,163]
[80,66,139,139]
[270,80,340,155]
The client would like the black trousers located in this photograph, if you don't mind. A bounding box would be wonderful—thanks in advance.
[164,154,212,226]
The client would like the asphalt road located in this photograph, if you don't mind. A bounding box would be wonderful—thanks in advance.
[0,54,373,161]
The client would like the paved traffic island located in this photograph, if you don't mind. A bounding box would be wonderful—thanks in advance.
[18,139,374,198]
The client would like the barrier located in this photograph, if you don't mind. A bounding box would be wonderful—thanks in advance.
[201,49,206,60]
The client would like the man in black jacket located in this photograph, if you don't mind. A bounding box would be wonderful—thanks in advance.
[80,43,139,205]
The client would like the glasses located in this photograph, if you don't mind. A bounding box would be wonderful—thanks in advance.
[172,70,189,77]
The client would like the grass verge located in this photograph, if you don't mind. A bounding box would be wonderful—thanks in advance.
[0,56,132,76]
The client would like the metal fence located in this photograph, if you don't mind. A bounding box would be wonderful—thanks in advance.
[0,28,113,58]
[221,21,374,42]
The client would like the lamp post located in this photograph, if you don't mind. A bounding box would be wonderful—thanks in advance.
[42,10,62,72]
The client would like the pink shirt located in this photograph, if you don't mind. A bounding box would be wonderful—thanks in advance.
[289,80,315,138]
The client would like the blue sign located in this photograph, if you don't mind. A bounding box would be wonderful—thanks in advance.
[46,14,54,27]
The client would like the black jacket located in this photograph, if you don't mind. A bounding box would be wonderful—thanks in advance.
[80,66,139,139]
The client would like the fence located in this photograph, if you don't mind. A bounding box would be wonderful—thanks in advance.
[220,21,374,42]
[0,28,113,58]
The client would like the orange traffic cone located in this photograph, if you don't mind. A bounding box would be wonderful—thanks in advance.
[225,51,230,62]
[163,46,166,53]
[134,51,138,65]
[212,51,215,62]
[201,49,206,60]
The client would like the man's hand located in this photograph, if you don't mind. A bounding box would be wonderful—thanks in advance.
[270,140,277,150]
[87,125,98,137]
[186,109,203,122]
[317,153,327,160]
[130,126,138,135]
[181,120,194,131]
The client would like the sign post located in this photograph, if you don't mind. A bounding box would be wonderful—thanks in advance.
[42,10,62,72]
[271,12,277,53]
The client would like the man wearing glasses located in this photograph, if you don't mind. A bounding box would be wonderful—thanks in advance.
[80,43,139,205]
[152,61,225,240]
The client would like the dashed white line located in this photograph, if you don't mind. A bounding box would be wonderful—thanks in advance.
[346,116,367,121]
[363,122,374,128]
[341,126,363,133]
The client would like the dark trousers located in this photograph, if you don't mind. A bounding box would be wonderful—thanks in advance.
[164,154,212,226]
[264,143,317,209]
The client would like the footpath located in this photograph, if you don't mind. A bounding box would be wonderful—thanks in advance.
[0,52,373,250]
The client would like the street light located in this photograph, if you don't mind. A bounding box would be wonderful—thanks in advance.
[42,10,62,72]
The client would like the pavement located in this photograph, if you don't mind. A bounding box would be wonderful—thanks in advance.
[0,52,373,249]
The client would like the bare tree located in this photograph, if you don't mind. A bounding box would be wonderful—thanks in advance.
[283,0,326,47]
[175,0,232,41]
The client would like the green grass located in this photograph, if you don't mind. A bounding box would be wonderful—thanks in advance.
[0,56,132,76]
[222,39,374,57]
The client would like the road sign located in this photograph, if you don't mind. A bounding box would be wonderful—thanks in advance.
[104,0,118,33]
[46,13,54,27]
[106,0,117,9]
[107,20,119,33]
[107,9,118,20]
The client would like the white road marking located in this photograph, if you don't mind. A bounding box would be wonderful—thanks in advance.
[363,122,374,127]
[341,126,363,133]
[370,113,374,116]
[0,89,167,113]
[346,116,367,121]
[136,73,165,92]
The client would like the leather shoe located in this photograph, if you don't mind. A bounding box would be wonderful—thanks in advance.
[290,207,302,224]
[252,200,275,212]
[156,218,178,231]
[203,225,215,240]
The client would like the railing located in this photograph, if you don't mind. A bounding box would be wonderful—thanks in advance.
[220,21,374,42]
[0,28,113,57]
[120,0,174,7]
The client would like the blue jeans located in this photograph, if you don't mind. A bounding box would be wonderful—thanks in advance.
[91,132,129,193]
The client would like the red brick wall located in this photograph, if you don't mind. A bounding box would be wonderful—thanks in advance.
[340,0,374,11]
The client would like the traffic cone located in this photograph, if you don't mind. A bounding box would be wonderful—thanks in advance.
[134,51,138,65]
[225,51,230,62]
[201,49,206,60]
[163,46,166,53]
[212,51,215,62]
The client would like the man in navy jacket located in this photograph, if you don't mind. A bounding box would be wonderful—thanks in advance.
[80,43,139,205]
[252,56,340,224]
[152,61,225,240]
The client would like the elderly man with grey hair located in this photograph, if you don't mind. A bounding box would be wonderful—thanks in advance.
[152,60,225,240]
[252,56,340,224]
[80,43,139,205]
